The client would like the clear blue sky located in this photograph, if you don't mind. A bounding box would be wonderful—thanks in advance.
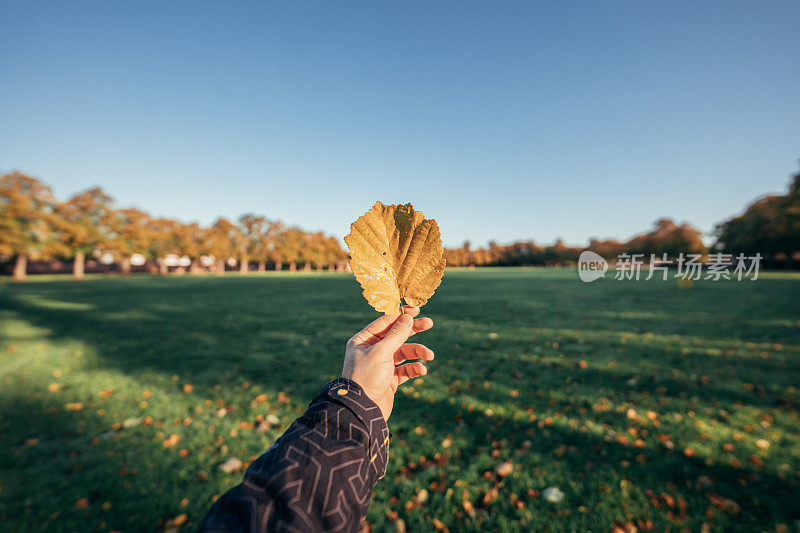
[1,1,798,247]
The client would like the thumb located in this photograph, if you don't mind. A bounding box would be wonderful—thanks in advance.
[376,314,413,353]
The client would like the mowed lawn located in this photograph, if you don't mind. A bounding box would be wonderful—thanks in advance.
[1,269,799,532]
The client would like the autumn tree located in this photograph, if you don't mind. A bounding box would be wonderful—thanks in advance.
[306,232,327,270]
[207,218,244,275]
[172,222,207,275]
[277,226,306,271]
[322,235,346,269]
[106,207,152,275]
[239,214,268,274]
[626,219,705,258]
[714,164,800,265]
[147,218,181,275]
[587,238,625,260]
[54,187,116,279]
[0,172,59,281]
[265,221,286,270]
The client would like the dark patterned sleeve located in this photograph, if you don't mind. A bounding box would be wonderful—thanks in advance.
[199,378,391,533]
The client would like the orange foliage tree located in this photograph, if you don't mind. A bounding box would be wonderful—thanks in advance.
[0,172,60,281]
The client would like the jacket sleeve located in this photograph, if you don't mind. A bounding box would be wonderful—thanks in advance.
[199,378,391,533]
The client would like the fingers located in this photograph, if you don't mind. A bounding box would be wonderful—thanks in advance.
[375,314,414,353]
[348,314,398,346]
[394,343,435,364]
[396,361,427,386]
[411,316,433,335]
[349,306,433,347]
[401,305,420,318]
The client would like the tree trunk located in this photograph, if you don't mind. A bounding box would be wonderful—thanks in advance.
[240,256,249,274]
[190,259,203,275]
[159,260,168,276]
[329,263,335,271]
[289,261,297,272]
[303,262,311,272]
[216,259,226,275]
[316,263,323,272]
[73,251,85,280]
[275,261,283,271]
[13,254,27,282]
[258,260,266,273]
[120,257,131,276]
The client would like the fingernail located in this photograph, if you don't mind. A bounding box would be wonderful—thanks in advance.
[399,314,412,327]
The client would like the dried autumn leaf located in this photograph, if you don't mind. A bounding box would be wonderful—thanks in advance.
[495,461,514,477]
[219,457,243,473]
[344,202,445,314]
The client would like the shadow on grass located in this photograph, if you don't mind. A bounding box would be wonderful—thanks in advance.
[379,391,800,532]
[1,271,799,530]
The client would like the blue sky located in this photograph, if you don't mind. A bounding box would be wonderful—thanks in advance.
[1,1,798,247]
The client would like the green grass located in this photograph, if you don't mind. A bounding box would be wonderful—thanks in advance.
[1,269,799,532]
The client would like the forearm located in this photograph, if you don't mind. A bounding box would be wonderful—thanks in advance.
[200,378,390,533]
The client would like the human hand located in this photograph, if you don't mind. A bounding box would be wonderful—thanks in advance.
[341,306,434,422]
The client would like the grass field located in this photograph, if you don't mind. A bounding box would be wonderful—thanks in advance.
[1,269,799,532]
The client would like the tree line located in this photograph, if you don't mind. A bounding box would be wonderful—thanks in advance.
[3,162,799,279]
[443,218,706,267]
[443,162,800,268]
[0,172,347,281]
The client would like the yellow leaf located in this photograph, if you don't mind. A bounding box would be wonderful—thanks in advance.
[344,202,445,314]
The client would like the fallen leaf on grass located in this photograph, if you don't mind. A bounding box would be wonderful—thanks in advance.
[706,492,740,514]
[344,202,445,314]
[542,486,565,503]
[495,461,514,477]
[219,457,243,473]
[611,522,637,533]
[163,513,188,531]
[432,518,448,532]
[462,500,476,517]
[482,485,499,505]
[122,417,142,429]
[251,393,268,406]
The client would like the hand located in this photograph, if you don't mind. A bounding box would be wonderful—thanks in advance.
[342,306,434,422]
